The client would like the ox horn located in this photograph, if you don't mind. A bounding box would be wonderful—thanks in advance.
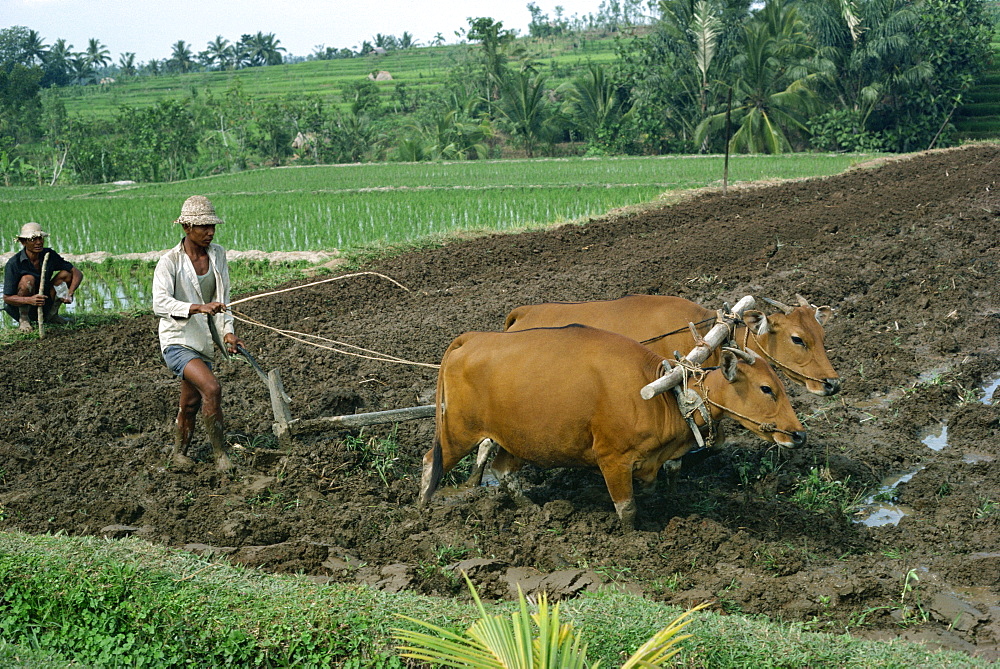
[760,296,794,314]
[795,294,813,309]
[721,346,757,365]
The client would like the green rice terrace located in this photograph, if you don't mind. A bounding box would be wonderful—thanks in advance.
[2,153,871,320]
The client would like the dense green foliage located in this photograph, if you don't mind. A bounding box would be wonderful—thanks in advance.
[0,531,991,667]
[0,1,994,185]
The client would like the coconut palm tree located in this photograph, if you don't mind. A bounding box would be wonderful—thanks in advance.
[22,29,48,65]
[695,0,823,153]
[373,33,397,51]
[801,0,925,128]
[562,63,623,146]
[167,40,196,73]
[242,32,285,66]
[118,52,137,76]
[43,38,75,83]
[399,32,418,49]
[201,35,234,70]
[495,68,557,157]
[69,55,94,85]
[85,38,111,68]
[258,32,286,65]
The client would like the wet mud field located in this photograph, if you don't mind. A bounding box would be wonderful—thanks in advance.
[2,145,999,658]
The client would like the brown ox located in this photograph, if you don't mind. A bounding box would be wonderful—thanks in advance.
[419,325,805,530]
[504,294,840,396]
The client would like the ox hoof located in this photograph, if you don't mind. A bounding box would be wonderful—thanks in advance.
[215,452,234,472]
[172,453,196,471]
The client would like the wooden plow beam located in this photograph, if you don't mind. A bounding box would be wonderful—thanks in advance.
[257,294,756,446]
[640,295,756,400]
[261,367,434,445]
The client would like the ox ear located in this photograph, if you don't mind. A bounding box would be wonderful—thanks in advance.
[814,305,833,326]
[720,349,740,382]
[743,310,769,336]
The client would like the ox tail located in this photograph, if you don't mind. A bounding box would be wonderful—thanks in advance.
[420,334,465,506]
[419,435,444,507]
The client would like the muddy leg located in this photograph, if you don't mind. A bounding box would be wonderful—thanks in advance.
[463,438,497,488]
[490,449,527,496]
[203,414,233,472]
[171,415,196,470]
[44,299,67,325]
[598,460,637,532]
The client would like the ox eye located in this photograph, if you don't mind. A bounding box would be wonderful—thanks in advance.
[791,335,806,347]
[761,385,775,397]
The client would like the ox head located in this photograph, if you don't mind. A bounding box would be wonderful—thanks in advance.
[743,294,840,396]
[705,348,807,448]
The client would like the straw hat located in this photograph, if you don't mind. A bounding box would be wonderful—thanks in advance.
[174,195,224,226]
[16,222,49,240]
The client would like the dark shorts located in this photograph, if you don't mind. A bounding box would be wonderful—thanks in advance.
[162,345,212,379]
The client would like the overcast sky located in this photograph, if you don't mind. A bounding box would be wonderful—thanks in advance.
[5,0,609,63]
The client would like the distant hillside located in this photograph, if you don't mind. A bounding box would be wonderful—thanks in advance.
[55,33,622,120]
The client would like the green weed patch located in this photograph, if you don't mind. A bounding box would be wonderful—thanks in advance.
[0,532,990,667]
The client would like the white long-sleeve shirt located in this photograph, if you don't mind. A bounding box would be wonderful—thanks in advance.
[152,240,234,357]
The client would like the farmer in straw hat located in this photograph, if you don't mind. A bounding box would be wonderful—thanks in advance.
[153,195,243,472]
[3,222,84,332]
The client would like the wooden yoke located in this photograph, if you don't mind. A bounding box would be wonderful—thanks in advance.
[640,295,756,400]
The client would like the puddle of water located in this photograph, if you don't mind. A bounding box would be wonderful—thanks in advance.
[981,373,1000,405]
[920,423,949,451]
[963,452,995,464]
[854,469,922,528]
[918,367,950,384]
[1,276,147,328]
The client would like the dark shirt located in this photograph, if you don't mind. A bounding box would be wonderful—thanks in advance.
[2,248,74,321]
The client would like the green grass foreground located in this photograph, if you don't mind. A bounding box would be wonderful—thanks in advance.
[0,531,989,668]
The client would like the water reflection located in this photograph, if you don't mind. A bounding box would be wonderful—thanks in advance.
[981,373,1000,405]
[854,469,922,528]
[920,423,949,451]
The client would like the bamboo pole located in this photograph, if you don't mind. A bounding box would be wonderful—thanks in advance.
[639,295,756,400]
[37,252,49,340]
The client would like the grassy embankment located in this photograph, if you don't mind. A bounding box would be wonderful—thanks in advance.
[1,152,869,330]
[0,531,990,668]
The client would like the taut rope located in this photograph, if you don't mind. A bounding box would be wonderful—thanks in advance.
[227,271,410,308]
[640,317,716,346]
[230,309,440,369]
[228,271,440,369]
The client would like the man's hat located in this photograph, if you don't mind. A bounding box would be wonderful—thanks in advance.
[16,222,49,240]
[174,195,224,226]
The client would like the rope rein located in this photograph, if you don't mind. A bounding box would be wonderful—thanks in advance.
[695,367,795,437]
[742,326,827,385]
[640,317,716,345]
[227,271,410,308]
[665,342,796,439]
[230,310,440,369]
[227,272,440,370]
